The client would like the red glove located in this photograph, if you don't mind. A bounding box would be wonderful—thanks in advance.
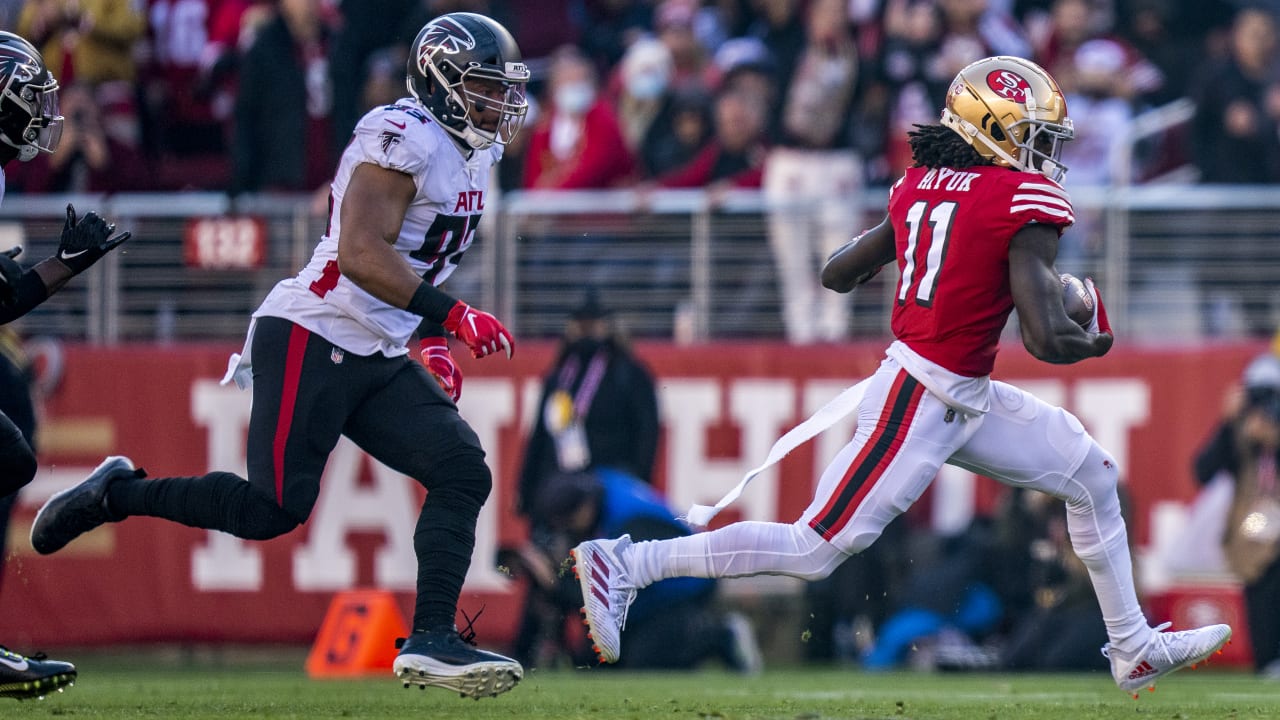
[1082,277,1112,335]
[443,301,514,359]
[420,337,462,401]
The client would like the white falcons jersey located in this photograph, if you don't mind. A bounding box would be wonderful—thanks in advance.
[253,97,500,357]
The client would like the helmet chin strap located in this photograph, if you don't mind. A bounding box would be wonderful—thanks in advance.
[459,125,494,150]
[940,108,1026,172]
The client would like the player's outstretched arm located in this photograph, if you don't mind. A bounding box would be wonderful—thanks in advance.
[0,203,132,324]
[821,215,896,293]
[1009,223,1112,364]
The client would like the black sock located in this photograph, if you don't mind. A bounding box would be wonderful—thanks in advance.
[109,472,298,540]
[412,486,484,632]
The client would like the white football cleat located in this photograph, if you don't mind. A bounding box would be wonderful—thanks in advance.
[1102,622,1232,697]
[571,535,637,664]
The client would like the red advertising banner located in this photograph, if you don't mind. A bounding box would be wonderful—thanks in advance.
[0,341,1267,649]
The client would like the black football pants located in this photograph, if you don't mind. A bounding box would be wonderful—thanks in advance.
[109,316,493,631]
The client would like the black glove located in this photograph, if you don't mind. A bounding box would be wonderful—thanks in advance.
[0,247,22,308]
[57,203,131,274]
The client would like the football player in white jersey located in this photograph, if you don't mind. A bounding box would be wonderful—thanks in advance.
[31,13,529,700]
[0,31,130,700]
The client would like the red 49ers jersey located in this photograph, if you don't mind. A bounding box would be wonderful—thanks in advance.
[888,165,1074,377]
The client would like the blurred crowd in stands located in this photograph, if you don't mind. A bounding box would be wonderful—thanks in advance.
[0,0,1275,198]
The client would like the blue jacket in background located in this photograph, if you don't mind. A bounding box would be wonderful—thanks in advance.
[593,467,716,626]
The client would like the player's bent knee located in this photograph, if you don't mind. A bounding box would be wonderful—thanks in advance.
[235,503,300,540]
[424,450,492,507]
[1066,443,1121,509]
[227,482,302,540]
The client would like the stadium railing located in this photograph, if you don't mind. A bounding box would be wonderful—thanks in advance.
[0,185,1277,344]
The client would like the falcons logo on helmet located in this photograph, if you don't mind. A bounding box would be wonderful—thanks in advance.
[421,17,476,57]
[0,45,40,83]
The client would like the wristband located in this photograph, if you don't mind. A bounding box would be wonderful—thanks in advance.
[406,282,459,325]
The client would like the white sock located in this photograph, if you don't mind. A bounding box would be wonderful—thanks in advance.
[1063,446,1151,654]
[625,520,846,589]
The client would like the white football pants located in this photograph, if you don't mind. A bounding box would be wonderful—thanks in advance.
[625,358,1151,651]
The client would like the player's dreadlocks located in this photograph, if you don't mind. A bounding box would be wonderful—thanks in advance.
[907,124,991,170]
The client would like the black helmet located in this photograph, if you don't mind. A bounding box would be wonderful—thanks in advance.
[406,13,530,150]
[0,31,61,162]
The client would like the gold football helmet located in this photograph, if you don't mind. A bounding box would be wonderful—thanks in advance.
[940,56,1073,182]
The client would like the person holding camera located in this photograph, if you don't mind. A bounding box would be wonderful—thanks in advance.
[1194,351,1280,676]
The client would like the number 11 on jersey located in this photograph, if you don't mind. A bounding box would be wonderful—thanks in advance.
[898,200,957,308]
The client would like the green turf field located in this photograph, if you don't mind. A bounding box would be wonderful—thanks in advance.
[10,654,1280,720]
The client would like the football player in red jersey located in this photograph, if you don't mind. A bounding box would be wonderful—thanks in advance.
[30,13,526,700]
[571,56,1231,697]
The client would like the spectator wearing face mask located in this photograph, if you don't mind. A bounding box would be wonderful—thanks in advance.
[522,44,634,189]
[610,36,682,180]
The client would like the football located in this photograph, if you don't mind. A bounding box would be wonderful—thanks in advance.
[1060,273,1095,328]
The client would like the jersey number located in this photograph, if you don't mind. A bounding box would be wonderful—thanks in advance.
[309,213,481,299]
[411,213,479,285]
[897,200,957,308]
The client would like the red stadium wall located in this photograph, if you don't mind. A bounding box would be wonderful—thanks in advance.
[0,341,1266,651]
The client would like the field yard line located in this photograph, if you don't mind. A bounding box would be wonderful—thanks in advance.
[1208,691,1280,700]
[773,689,1102,702]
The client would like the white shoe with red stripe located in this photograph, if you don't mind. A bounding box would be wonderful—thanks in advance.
[571,535,637,664]
[1102,622,1232,696]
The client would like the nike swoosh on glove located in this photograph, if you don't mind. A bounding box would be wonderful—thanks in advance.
[57,203,131,274]
[443,301,514,359]
[420,337,463,401]
[1082,277,1111,335]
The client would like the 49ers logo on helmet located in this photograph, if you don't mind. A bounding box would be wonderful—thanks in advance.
[421,16,476,56]
[986,69,1031,102]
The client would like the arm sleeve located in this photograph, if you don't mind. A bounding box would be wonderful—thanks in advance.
[0,271,50,325]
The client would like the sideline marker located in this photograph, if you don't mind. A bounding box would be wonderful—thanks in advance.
[305,589,409,678]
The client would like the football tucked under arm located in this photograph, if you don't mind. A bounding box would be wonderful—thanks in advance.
[1060,273,1096,328]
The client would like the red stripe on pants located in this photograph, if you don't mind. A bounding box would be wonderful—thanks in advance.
[273,324,310,505]
[810,370,925,540]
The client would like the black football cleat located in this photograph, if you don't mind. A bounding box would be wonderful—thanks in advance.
[393,628,523,700]
[30,456,140,555]
[0,647,76,700]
